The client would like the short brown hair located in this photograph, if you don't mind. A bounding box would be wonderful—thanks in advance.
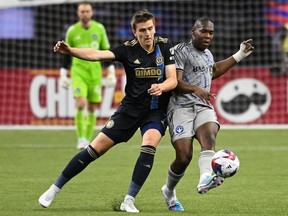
[130,9,155,31]
[78,1,93,9]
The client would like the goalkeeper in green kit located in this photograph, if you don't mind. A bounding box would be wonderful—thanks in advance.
[60,1,116,149]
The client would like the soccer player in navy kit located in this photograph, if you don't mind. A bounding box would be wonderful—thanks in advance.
[160,17,254,211]
[39,9,177,213]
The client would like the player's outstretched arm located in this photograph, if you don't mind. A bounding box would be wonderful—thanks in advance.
[213,39,254,79]
[53,40,115,61]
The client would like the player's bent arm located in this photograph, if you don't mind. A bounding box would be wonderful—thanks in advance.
[54,40,115,61]
[175,70,215,102]
[213,39,254,79]
[213,57,237,79]
[69,48,115,61]
[148,64,177,96]
[161,64,177,92]
[174,70,196,93]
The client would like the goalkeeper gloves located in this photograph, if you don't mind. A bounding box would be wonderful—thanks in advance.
[106,64,117,87]
[232,39,254,63]
[59,67,70,89]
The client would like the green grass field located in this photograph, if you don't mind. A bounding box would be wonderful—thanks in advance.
[1,129,287,216]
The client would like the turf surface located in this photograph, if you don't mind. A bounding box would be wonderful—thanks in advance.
[0,129,287,215]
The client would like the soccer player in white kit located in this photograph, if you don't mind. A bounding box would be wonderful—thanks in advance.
[161,17,254,211]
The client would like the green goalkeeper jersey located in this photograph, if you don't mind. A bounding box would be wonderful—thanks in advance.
[66,20,110,83]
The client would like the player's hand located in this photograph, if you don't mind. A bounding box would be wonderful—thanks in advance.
[193,85,215,104]
[106,73,117,87]
[59,68,70,89]
[60,76,70,89]
[148,83,163,96]
[54,40,71,55]
[232,39,254,63]
[106,64,117,87]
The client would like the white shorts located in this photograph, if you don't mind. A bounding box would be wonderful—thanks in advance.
[168,105,220,142]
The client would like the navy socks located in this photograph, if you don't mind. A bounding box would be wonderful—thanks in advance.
[54,145,99,188]
[127,145,156,197]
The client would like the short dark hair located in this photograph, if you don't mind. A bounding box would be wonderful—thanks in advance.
[130,9,155,31]
[198,16,212,23]
[78,1,93,9]
[193,16,212,28]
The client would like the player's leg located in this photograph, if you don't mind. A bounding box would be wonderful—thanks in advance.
[75,97,89,149]
[161,138,190,212]
[120,111,165,213]
[85,82,102,142]
[73,78,89,149]
[86,107,96,141]
[38,132,114,208]
[120,126,161,213]
[194,106,224,194]
[39,106,138,209]
[161,108,195,211]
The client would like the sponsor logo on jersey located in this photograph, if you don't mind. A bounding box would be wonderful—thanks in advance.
[135,67,162,78]
[134,59,141,64]
[193,65,213,73]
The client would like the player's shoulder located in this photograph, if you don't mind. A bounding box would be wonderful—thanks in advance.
[154,36,169,44]
[204,48,213,55]
[91,20,106,29]
[174,42,189,51]
[123,39,139,47]
[66,22,80,33]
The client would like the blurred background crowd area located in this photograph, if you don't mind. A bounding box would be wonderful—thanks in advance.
[1,0,288,74]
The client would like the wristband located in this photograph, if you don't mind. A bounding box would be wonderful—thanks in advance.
[232,51,245,63]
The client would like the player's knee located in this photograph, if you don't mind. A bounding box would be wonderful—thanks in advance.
[76,103,86,110]
[200,132,217,149]
[75,97,87,109]
[177,152,192,167]
[209,133,217,146]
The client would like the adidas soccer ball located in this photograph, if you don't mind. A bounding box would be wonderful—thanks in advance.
[211,149,240,178]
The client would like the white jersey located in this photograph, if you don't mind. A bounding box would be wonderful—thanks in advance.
[168,41,215,113]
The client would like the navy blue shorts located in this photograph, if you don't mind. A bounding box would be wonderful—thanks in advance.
[101,109,167,144]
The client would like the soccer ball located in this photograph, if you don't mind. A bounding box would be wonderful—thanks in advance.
[211,149,240,178]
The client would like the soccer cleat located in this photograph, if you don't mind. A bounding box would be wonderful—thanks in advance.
[76,138,89,150]
[161,185,184,211]
[197,175,224,194]
[38,185,60,208]
[120,196,139,213]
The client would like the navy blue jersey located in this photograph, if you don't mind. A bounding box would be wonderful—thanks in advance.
[110,37,175,116]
